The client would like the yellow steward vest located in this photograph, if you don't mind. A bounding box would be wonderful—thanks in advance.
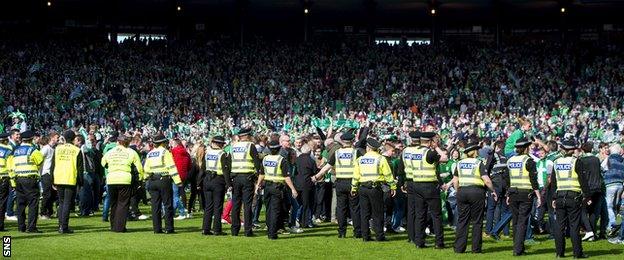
[53,144,81,185]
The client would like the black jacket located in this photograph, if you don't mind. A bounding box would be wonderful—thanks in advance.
[578,154,605,195]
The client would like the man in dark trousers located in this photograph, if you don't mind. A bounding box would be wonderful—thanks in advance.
[229,128,263,237]
[314,132,364,238]
[550,140,589,258]
[11,130,44,233]
[255,140,298,239]
[144,134,182,234]
[351,138,397,242]
[451,142,497,253]
[202,136,231,235]
[100,134,144,232]
[578,141,606,241]
[412,132,448,248]
[295,143,317,229]
[506,138,542,256]
[397,131,420,243]
[50,130,83,234]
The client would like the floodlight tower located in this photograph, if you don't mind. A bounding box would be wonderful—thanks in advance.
[428,0,439,45]
[302,0,313,42]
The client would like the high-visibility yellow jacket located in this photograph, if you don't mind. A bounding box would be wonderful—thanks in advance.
[144,147,182,185]
[52,143,82,186]
[352,151,396,192]
[101,146,144,185]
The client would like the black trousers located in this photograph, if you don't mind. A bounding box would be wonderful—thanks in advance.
[203,174,226,233]
[148,177,174,232]
[0,178,9,230]
[406,181,416,242]
[554,192,584,257]
[40,174,56,217]
[16,177,39,232]
[360,185,385,240]
[188,175,201,212]
[413,182,444,247]
[509,191,533,255]
[231,174,254,236]
[109,184,132,232]
[454,187,486,253]
[298,187,315,228]
[129,182,145,218]
[265,182,285,239]
[314,182,326,219]
[57,185,76,231]
[335,179,361,236]
[581,192,604,235]
[383,188,394,230]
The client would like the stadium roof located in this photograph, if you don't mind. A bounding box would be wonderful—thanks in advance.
[2,0,623,32]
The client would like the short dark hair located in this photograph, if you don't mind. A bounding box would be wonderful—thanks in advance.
[581,142,594,153]
[547,140,558,152]
[75,135,85,145]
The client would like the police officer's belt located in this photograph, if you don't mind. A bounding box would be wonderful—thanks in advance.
[360,181,381,188]
[556,190,581,197]
[150,173,171,180]
[16,175,39,179]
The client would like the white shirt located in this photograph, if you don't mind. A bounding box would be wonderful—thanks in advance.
[40,144,55,175]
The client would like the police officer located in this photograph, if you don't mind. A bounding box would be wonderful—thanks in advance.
[101,134,144,232]
[351,138,397,242]
[412,132,448,248]
[10,130,44,233]
[451,142,498,253]
[144,134,182,234]
[0,133,13,231]
[397,131,420,243]
[506,137,542,256]
[255,140,298,240]
[230,128,263,237]
[50,130,83,234]
[551,140,589,258]
[313,132,363,238]
[202,136,231,236]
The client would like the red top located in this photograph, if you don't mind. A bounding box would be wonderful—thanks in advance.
[171,145,192,182]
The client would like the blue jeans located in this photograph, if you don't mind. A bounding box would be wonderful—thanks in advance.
[80,173,95,216]
[447,188,458,226]
[253,191,263,224]
[172,183,187,216]
[6,188,16,216]
[289,195,301,228]
[492,209,531,238]
[102,185,110,220]
[605,184,623,228]
[486,188,510,235]
[392,191,405,230]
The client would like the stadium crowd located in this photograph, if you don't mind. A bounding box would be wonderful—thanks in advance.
[1,38,624,254]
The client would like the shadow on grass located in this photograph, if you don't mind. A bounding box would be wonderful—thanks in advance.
[485,245,514,253]
[278,233,343,239]
[531,247,623,256]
